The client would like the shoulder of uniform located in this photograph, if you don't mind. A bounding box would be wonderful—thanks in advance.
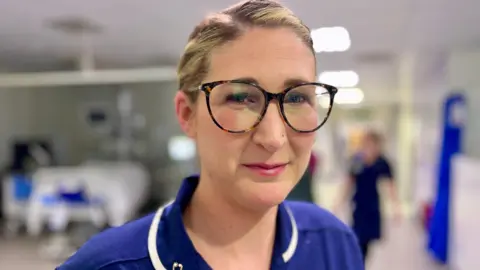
[57,213,155,269]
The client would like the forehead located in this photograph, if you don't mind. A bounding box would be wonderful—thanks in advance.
[205,27,316,88]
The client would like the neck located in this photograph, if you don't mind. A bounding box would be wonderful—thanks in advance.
[183,175,277,261]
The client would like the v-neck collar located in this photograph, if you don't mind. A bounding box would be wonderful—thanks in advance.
[147,175,299,269]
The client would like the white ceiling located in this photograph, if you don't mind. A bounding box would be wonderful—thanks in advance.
[0,0,479,65]
[0,0,479,102]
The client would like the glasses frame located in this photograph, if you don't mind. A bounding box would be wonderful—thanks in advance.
[197,79,338,134]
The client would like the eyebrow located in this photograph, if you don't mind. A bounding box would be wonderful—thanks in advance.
[232,77,312,88]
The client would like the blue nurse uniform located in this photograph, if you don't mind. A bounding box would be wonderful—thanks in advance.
[57,175,364,269]
[349,154,393,254]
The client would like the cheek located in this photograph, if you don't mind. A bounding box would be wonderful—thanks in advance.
[195,104,244,172]
[196,104,222,148]
[290,132,315,153]
[289,132,315,168]
[213,108,258,131]
[284,106,319,131]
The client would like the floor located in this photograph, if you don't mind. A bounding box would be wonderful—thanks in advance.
[0,220,445,270]
[367,220,445,270]
[0,236,59,269]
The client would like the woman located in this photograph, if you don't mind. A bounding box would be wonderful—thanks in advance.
[335,130,401,264]
[58,1,363,269]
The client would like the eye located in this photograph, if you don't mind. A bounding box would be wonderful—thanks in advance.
[285,93,308,104]
[225,92,259,104]
[226,92,247,103]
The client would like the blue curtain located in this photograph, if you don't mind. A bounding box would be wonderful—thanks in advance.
[428,92,466,264]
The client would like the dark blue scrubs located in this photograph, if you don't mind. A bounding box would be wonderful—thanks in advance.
[57,176,363,269]
[349,154,393,250]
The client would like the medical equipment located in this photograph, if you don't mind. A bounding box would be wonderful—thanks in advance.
[1,139,55,237]
[1,174,33,237]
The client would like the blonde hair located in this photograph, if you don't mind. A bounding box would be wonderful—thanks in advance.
[177,0,315,101]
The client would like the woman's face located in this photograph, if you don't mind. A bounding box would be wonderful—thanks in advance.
[361,136,381,162]
[176,27,317,209]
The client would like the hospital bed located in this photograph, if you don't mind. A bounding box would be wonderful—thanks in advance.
[25,161,150,236]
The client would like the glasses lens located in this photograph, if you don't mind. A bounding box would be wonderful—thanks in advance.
[209,82,265,132]
[283,84,331,132]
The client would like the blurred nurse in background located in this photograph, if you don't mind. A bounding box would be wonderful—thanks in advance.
[335,130,401,265]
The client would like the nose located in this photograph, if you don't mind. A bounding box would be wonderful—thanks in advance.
[252,103,287,152]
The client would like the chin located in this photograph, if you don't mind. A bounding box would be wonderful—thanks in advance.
[233,169,297,210]
[243,181,291,209]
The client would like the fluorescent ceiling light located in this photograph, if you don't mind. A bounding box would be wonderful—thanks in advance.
[336,88,364,104]
[318,87,364,107]
[311,26,351,53]
[318,70,359,88]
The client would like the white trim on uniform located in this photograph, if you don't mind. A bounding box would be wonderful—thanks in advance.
[148,201,173,270]
[282,206,298,262]
[147,203,298,269]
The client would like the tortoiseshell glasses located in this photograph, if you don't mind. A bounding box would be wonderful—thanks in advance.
[196,79,338,133]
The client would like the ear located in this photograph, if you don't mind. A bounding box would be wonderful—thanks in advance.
[174,91,196,138]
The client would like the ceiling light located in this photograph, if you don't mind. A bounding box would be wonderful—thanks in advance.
[335,88,364,104]
[318,70,359,88]
[318,87,364,107]
[311,27,351,53]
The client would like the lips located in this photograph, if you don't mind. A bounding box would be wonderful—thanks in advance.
[242,163,288,176]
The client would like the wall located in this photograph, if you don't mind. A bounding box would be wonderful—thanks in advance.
[447,50,480,158]
[0,81,182,164]
[0,85,118,166]
[451,155,480,269]
[128,82,193,200]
